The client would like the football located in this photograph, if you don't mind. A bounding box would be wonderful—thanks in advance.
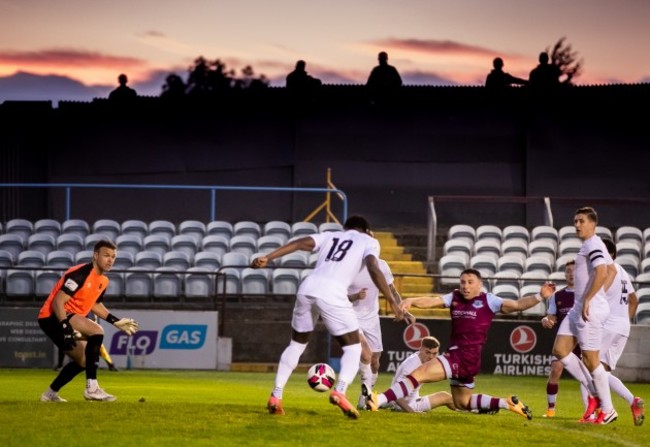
[306,363,336,392]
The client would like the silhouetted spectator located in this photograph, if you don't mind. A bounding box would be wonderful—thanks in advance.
[160,74,186,102]
[108,73,137,102]
[286,60,322,91]
[529,52,561,89]
[485,57,528,88]
[366,51,402,90]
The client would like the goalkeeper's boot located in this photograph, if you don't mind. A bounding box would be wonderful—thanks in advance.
[330,390,360,419]
[267,395,285,415]
[631,397,645,426]
[506,395,532,420]
[40,389,67,402]
[84,380,117,402]
[108,362,119,372]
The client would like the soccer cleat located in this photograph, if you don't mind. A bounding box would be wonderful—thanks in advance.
[543,407,556,418]
[267,395,285,415]
[108,363,119,372]
[330,390,360,419]
[506,395,532,420]
[579,396,600,423]
[365,390,380,412]
[358,383,371,410]
[84,386,117,402]
[595,409,618,425]
[631,397,645,426]
[40,390,67,402]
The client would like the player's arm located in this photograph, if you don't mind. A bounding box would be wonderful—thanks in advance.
[51,290,72,322]
[628,291,639,320]
[348,288,367,303]
[251,236,315,268]
[501,282,556,314]
[400,296,444,311]
[91,302,139,336]
[389,283,416,324]
[582,263,608,320]
[366,255,404,321]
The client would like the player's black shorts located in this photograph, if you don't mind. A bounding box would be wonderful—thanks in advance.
[38,315,66,350]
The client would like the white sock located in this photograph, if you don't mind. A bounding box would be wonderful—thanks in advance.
[560,353,594,392]
[608,372,633,405]
[272,340,307,398]
[335,343,362,394]
[370,371,379,388]
[358,361,373,390]
[580,383,590,411]
[592,364,613,413]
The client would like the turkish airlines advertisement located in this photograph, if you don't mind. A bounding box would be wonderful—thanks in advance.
[103,310,219,370]
[379,318,555,376]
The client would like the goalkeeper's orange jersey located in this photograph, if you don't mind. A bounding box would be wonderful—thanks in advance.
[38,262,109,319]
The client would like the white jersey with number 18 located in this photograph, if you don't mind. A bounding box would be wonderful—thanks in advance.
[299,229,381,303]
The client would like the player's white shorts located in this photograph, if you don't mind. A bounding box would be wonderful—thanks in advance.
[599,329,627,370]
[357,315,383,353]
[292,293,359,336]
[558,305,608,352]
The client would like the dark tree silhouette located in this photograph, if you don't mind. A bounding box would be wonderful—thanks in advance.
[175,57,268,98]
[548,37,583,84]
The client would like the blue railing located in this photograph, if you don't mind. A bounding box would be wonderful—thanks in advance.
[0,183,348,222]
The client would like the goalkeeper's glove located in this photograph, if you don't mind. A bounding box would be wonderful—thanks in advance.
[60,318,77,351]
[113,318,139,336]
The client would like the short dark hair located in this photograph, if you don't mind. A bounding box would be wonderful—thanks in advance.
[94,240,117,252]
[565,260,576,268]
[575,206,598,224]
[461,268,482,280]
[344,215,371,233]
[420,336,440,350]
[602,238,616,258]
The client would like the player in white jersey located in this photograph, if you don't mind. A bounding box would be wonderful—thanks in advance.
[598,239,644,426]
[383,336,454,413]
[348,257,415,409]
[552,206,618,424]
[251,215,406,419]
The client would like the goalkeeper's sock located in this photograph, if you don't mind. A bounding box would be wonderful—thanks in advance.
[85,334,103,380]
[51,361,84,391]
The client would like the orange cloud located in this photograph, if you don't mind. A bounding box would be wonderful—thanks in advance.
[369,38,529,62]
[0,48,145,69]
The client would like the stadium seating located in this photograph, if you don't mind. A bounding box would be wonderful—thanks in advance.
[233,221,261,239]
[528,239,557,263]
[75,250,94,265]
[616,255,639,278]
[85,233,108,250]
[201,235,230,257]
[178,220,206,245]
[490,270,520,290]
[531,225,559,246]
[229,235,257,258]
[35,270,60,296]
[616,241,641,261]
[443,239,472,262]
[558,239,581,257]
[5,269,34,296]
[105,271,125,297]
[272,268,300,295]
[616,226,643,246]
[116,234,143,257]
[448,224,476,246]
[472,239,501,259]
[502,225,529,243]
[163,251,192,271]
[0,234,25,260]
[500,239,528,261]
[206,221,233,239]
[241,267,271,294]
[520,271,548,288]
[548,271,567,288]
[256,235,283,254]
[263,221,291,243]
[491,283,519,300]
[319,222,343,233]
[438,254,467,287]
[291,222,318,238]
[125,267,154,299]
[170,235,199,261]
[27,233,56,255]
[279,252,308,268]
[61,219,90,239]
[596,226,613,241]
[56,234,84,257]
[153,267,183,298]
[148,220,176,242]
[5,219,33,242]
[524,255,553,275]
[34,219,62,239]
[17,250,46,267]
[92,219,121,241]
[184,267,213,298]
[496,255,525,275]
[475,225,502,243]
[134,251,163,270]
[635,302,650,325]
[143,234,171,257]
[216,268,241,294]
[193,251,221,270]
[113,251,135,270]
[121,219,148,240]
[0,249,14,267]
[640,258,650,275]
[469,254,497,279]
[554,254,575,272]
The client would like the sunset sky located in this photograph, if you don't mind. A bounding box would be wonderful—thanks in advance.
[1,0,649,100]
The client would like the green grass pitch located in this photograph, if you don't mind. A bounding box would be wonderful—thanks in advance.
[0,368,646,446]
